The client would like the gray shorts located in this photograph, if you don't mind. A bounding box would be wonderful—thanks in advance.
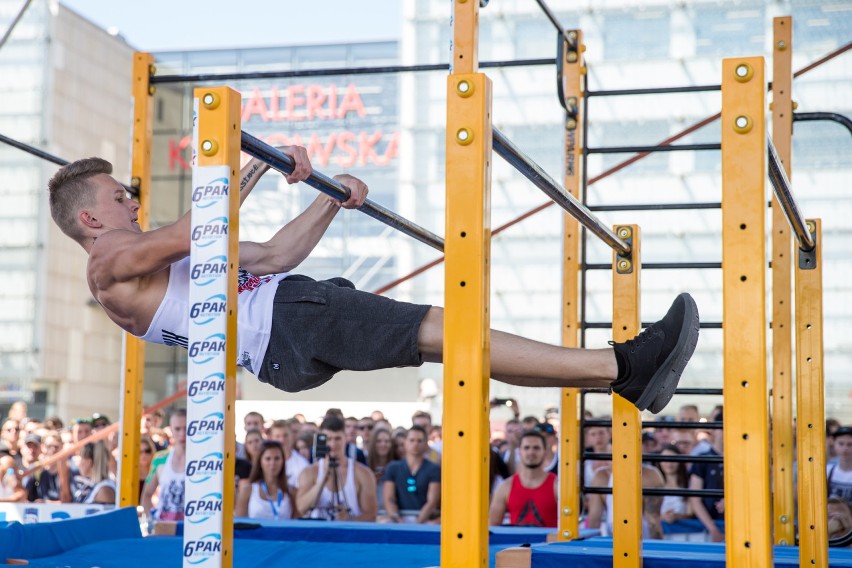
[257,275,432,393]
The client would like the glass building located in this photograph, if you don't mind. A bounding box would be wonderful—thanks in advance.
[0,0,849,424]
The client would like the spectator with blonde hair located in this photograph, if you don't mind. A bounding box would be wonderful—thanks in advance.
[72,440,115,504]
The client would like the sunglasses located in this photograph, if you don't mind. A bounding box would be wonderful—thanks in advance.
[140,448,153,454]
[2,427,19,433]
[358,425,374,431]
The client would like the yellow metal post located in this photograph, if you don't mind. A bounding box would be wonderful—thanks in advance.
[721,57,772,567]
[441,1,492,566]
[770,16,795,546]
[119,52,154,508]
[194,86,241,568]
[795,219,828,567]
[611,226,642,568]
[558,28,584,543]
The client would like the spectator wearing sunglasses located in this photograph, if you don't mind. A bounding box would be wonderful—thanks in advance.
[382,425,441,524]
[138,436,157,501]
[24,432,71,503]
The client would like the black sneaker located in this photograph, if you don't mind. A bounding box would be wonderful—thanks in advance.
[609,293,700,414]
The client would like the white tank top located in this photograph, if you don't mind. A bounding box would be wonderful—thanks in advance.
[137,257,287,374]
[247,481,293,520]
[157,450,186,520]
[310,458,361,519]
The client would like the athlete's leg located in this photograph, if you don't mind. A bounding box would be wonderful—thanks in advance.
[417,293,700,413]
[417,308,615,388]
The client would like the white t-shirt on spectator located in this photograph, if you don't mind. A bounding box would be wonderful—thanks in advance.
[827,463,852,504]
[286,451,309,488]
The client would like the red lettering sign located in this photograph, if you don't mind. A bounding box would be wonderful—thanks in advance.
[165,130,399,171]
[240,82,367,123]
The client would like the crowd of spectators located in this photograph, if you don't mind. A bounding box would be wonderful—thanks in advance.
[2,397,851,546]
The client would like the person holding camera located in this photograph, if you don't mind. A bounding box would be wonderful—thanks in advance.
[296,416,377,521]
[382,426,441,524]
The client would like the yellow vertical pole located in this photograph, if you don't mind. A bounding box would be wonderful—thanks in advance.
[611,226,642,568]
[119,52,154,508]
[441,1,492,567]
[558,28,584,543]
[770,16,795,546]
[721,57,772,567]
[194,86,240,568]
[796,219,828,567]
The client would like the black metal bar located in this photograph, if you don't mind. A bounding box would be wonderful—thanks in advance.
[584,321,722,329]
[588,202,721,212]
[240,131,444,252]
[150,58,555,84]
[0,132,138,196]
[0,132,67,166]
[584,486,725,498]
[534,0,566,38]
[585,452,723,464]
[583,387,723,396]
[767,137,815,252]
[794,111,852,137]
[492,128,631,256]
[584,419,723,430]
[586,143,720,154]
[583,262,721,270]
[587,84,721,97]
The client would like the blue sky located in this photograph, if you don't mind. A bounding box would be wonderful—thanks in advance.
[60,0,402,51]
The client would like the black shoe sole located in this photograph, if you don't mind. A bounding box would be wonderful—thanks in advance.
[636,293,700,414]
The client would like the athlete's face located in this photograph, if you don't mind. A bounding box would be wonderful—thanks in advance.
[87,174,141,233]
[519,436,545,469]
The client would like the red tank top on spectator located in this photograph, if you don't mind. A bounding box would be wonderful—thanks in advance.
[507,472,557,527]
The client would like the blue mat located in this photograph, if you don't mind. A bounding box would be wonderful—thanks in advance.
[174,517,551,546]
[0,507,141,560]
[530,537,852,567]
[13,536,517,568]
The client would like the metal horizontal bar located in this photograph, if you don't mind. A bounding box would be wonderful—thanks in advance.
[240,131,444,252]
[0,133,138,196]
[583,387,723,396]
[583,486,725,498]
[586,143,720,154]
[584,419,723,430]
[588,202,721,212]
[534,0,566,38]
[767,136,814,251]
[793,111,852,136]
[583,262,721,270]
[586,84,722,97]
[585,452,723,464]
[492,128,630,256]
[583,321,722,329]
[150,58,554,84]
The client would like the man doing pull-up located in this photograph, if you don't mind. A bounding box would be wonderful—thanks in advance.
[47,149,699,414]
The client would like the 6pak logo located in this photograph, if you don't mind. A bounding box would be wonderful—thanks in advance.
[191,177,229,208]
[186,452,224,484]
[187,412,225,443]
[184,533,222,564]
[188,373,226,404]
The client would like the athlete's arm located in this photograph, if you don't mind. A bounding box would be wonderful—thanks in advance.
[238,174,368,276]
[238,146,312,206]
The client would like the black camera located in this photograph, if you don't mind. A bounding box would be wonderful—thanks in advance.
[313,432,329,461]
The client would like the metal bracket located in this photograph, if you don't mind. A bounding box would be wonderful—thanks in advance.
[615,226,634,274]
[556,29,580,116]
[798,221,817,270]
